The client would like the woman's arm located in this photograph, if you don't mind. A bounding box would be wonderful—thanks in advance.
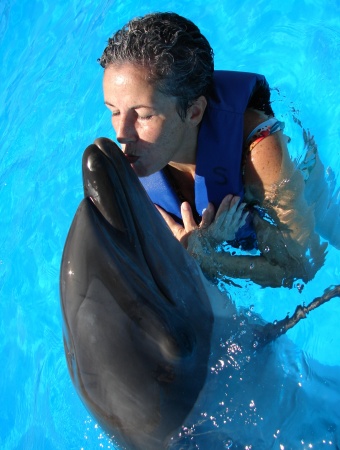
[156,197,300,288]
[243,123,326,269]
[157,192,325,288]
[187,229,291,288]
[156,111,327,287]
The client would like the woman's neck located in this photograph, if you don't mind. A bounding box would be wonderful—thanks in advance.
[165,129,199,219]
[165,164,196,213]
[168,160,196,178]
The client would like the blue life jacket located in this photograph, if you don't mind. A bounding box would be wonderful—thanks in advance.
[140,70,270,248]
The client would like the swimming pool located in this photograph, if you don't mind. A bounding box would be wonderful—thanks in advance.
[0,0,339,449]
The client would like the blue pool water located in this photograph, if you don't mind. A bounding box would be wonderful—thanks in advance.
[0,0,339,449]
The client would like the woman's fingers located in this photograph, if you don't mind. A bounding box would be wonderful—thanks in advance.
[181,202,198,232]
[216,196,242,226]
[209,195,249,241]
[215,194,236,220]
[156,203,199,248]
[155,204,174,225]
[230,202,248,225]
[200,202,215,229]
[155,204,185,239]
[156,195,248,247]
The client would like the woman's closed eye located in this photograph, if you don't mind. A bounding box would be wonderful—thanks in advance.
[138,114,153,120]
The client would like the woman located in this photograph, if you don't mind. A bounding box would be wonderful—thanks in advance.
[99,12,326,287]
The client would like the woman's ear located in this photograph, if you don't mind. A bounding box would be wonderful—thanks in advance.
[186,95,207,126]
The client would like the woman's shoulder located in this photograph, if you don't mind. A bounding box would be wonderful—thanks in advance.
[243,108,273,142]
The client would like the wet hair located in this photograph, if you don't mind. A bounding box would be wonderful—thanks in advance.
[99,12,214,119]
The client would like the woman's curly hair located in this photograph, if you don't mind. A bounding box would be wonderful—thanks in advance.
[99,12,214,119]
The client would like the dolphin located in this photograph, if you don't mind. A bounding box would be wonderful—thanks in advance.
[60,138,215,449]
[60,138,340,449]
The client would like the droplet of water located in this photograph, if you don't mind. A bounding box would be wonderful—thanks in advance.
[253,340,258,348]
[223,439,233,448]
[264,246,270,253]
[249,263,254,270]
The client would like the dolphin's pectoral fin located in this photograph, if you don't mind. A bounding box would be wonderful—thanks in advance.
[60,138,214,449]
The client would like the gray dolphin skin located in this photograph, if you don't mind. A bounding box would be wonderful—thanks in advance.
[60,138,214,449]
[60,138,340,449]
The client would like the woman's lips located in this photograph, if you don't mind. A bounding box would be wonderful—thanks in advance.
[124,154,140,164]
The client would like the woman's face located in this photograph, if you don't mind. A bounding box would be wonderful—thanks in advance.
[103,63,198,177]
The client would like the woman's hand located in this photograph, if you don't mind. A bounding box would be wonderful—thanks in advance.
[155,194,248,249]
[206,194,248,243]
[155,201,215,248]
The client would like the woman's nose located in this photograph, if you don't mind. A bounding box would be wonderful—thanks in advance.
[115,115,138,144]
